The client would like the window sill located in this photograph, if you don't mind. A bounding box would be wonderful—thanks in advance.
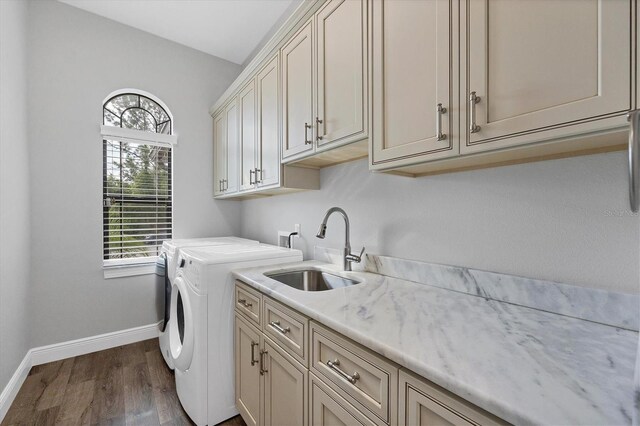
[104,262,156,279]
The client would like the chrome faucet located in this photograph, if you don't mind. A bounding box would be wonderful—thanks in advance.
[316,207,365,271]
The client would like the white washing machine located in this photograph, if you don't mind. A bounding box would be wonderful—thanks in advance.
[169,243,302,426]
[156,237,258,369]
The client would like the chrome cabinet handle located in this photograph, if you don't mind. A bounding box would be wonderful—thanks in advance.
[260,349,268,375]
[269,320,290,335]
[316,117,324,141]
[251,342,259,366]
[469,91,481,133]
[238,298,253,308]
[218,180,222,192]
[436,103,447,141]
[254,168,262,184]
[326,359,360,384]
[304,122,313,145]
[249,169,255,185]
[628,111,640,212]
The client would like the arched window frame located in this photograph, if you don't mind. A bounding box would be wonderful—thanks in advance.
[101,89,178,146]
[101,89,178,276]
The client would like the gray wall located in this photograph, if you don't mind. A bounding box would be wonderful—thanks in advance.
[27,0,242,347]
[241,0,303,69]
[0,0,31,392]
[241,153,640,294]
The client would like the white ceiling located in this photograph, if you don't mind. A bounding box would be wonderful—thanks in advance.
[58,0,301,65]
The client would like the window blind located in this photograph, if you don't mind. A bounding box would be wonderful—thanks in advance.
[103,139,172,263]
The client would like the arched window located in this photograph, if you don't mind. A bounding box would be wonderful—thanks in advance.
[101,90,177,271]
[103,92,172,134]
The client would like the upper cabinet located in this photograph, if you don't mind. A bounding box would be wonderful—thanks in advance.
[370,0,455,169]
[315,0,368,150]
[281,20,315,160]
[282,0,369,166]
[213,53,319,199]
[370,0,633,175]
[238,56,286,193]
[213,111,226,197]
[212,0,636,192]
[225,101,239,193]
[462,0,631,154]
[213,100,239,195]
[256,56,281,188]
[239,80,257,192]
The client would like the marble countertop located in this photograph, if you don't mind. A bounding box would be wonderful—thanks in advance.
[233,260,638,425]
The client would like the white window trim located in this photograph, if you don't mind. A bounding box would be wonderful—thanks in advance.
[101,124,176,277]
[104,259,157,279]
[100,125,178,146]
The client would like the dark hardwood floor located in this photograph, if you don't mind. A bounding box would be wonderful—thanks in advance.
[2,339,246,426]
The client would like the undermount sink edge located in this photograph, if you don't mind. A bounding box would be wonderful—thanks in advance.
[264,268,361,292]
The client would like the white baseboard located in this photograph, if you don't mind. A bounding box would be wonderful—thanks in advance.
[0,322,160,423]
[0,351,32,423]
[30,322,160,366]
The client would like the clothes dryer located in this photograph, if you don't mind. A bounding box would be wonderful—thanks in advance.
[155,237,258,369]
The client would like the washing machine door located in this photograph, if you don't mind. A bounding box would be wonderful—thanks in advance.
[169,275,194,371]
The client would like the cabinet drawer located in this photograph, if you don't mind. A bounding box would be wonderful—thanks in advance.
[235,281,262,327]
[310,322,398,424]
[263,297,308,366]
[310,373,382,426]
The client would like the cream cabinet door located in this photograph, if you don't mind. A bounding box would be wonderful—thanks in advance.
[225,100,239,193]
[310,375,377,426]
[213,111,226,196]
[239,80,257,192]
[262,339,308,426]
[235,315,262,426]
[399,370,505,426]
[403,387,472,426]
[315,0,367,150]
[257,55,281,188]
[370,0,454,169]
[463,0,631,153]
[281,19,314,160]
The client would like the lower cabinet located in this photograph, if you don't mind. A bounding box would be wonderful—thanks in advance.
[309,322,397,425]
[235,314,262,426]
[235,281,507,426]
[399,370,504,426]
[263,338,308,426]
[235,313,308,426]
[310,373,378,426]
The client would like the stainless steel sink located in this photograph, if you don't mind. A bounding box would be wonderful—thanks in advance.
[264,269,360,291]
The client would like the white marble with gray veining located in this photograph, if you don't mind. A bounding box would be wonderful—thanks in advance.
[233,260,638,426]
[314,246,639,331]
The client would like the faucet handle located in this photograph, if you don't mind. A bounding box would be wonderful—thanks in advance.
[346,247,365,264]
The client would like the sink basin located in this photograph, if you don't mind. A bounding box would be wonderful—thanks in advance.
[265,269,360,291]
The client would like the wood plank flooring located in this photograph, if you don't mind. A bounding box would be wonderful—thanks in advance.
[2,339,247,426]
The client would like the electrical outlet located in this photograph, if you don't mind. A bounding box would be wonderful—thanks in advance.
[277,231,289,248]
